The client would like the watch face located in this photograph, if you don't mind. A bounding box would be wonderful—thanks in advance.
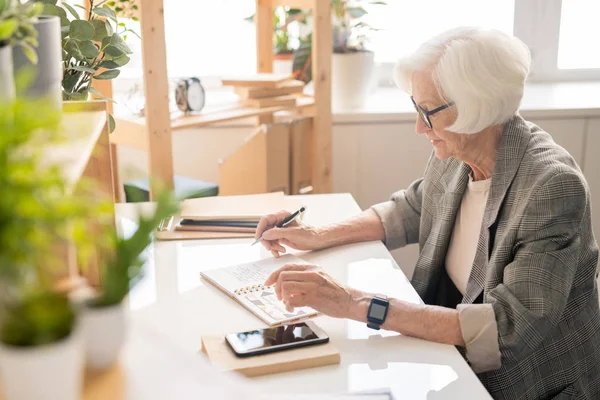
[369,303,387,320]
[187,81,205,111]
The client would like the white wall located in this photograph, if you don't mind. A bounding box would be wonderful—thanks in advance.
[116,114,599,278]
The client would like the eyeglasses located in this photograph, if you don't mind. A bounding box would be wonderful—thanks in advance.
[411,96,455,129]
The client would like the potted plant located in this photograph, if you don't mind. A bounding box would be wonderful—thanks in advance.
[0,0,41,99]
[293,0,386,109]
[246,7,308,74]
[0,96,110,400]
[80,188,179,370]
[38,0,138,131]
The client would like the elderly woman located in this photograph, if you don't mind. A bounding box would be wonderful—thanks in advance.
[256,27,600,399]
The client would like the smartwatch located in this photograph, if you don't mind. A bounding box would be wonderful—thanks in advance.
[367,294,389,330]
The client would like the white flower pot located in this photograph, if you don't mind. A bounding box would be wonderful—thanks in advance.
[81,302,126,369]
[331,51,375,110]
[273,53,294,75]
[0,328,84,400]
[0,46,15,101]
[12,16,62,108]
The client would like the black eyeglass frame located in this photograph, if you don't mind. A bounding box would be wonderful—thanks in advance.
[410,96,455,129]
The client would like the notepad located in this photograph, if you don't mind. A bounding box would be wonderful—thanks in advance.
[200,255,319,326]
[180,192,296,222]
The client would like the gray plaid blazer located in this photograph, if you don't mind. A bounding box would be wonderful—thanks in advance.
[379,115,600,399]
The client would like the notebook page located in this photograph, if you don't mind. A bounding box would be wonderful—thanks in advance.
[200,254,308,293]
[200,255,318,325]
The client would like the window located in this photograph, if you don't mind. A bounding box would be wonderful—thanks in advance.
[113,0,600,107]
[363,1,515,64]
[558,0,600,70]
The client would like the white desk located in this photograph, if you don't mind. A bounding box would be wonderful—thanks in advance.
[117,193,491,399]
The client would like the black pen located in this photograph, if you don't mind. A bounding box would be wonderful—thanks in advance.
[251,206,306,246]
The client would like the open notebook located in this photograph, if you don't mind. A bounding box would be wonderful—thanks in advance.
[200,255,318,326]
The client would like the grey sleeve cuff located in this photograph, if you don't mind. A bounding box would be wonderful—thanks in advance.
[457,304,502,373]
[370,200,408,250]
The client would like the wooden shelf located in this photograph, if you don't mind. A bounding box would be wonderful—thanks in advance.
[43,102,108,194]
[110,97,315,152]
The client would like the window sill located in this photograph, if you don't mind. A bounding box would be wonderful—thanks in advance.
[333,80,600,124]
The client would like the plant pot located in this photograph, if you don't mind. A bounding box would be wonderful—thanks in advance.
[0,327,84,400]
[331,50,375,110]
[274,52,294,75]
[0,45,15,101]
[81,301,126,369]
[12,15,62,108]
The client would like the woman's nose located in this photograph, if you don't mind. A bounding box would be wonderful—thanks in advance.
[415,115,429,135]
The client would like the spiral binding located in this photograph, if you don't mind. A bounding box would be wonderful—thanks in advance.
[233,283,274,296]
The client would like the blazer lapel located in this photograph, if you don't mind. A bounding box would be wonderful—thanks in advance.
[462,115,532,304]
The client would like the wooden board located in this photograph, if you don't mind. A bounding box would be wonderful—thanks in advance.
[219,123,291,196]
[266,0,315,8]
[140,0,174,196]
[256,0,273,74]
[311,0,333,193]
[290,117,314,195]
[242,95,297,108]
[221,73,293,88]
[235,80,305,99]
[201,333,340,377]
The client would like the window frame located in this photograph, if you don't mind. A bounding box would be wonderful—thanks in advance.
[374,0,600,87]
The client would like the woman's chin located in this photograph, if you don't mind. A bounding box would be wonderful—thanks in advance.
[433,147,451,160]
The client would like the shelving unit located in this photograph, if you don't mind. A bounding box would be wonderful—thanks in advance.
[108,0,332,199]
[55,101,116,288]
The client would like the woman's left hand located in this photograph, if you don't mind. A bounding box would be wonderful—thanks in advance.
[264,264,354,318]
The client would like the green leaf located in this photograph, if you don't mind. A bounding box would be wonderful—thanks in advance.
[88,87,116,103]
[98,60,119,69]
[111,54,129,66]
[93,6,117,22]
[64,40,84,61]
[103,45,123,57]
[91,20,108,41]
[368,1,387,4]
[0,20,17,42]
[106,20,114,36]
[131,17,138,22]
[69,20,94,41]
[79,41,99,58]
[21,42,38,64]
[61,2,80,20]
[68,65,96,73]
[107,1,116,5]
[41,0,58,5]
[347,7,367,19]
[108,114,115,133]
[104,33,131,54]
[43,4,66,18]
[93,69,120,80]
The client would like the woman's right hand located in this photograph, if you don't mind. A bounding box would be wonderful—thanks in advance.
[255,210,325,257]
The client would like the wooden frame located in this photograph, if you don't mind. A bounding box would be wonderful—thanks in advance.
[255,0,332,193]
[107,0,332,198]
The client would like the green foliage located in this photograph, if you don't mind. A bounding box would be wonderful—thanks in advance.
[0,95,113,346]
[0,0,42,63]
[246,7,308,55]
[91,188,180,308]
[292,0,386,83]
[36,0,139,130]
[1,292,75,347]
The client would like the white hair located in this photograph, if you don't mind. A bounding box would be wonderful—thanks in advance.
[394,27,531,134]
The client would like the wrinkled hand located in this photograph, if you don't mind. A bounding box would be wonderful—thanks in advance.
[264,263,353,318]
[255,210,324,258]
